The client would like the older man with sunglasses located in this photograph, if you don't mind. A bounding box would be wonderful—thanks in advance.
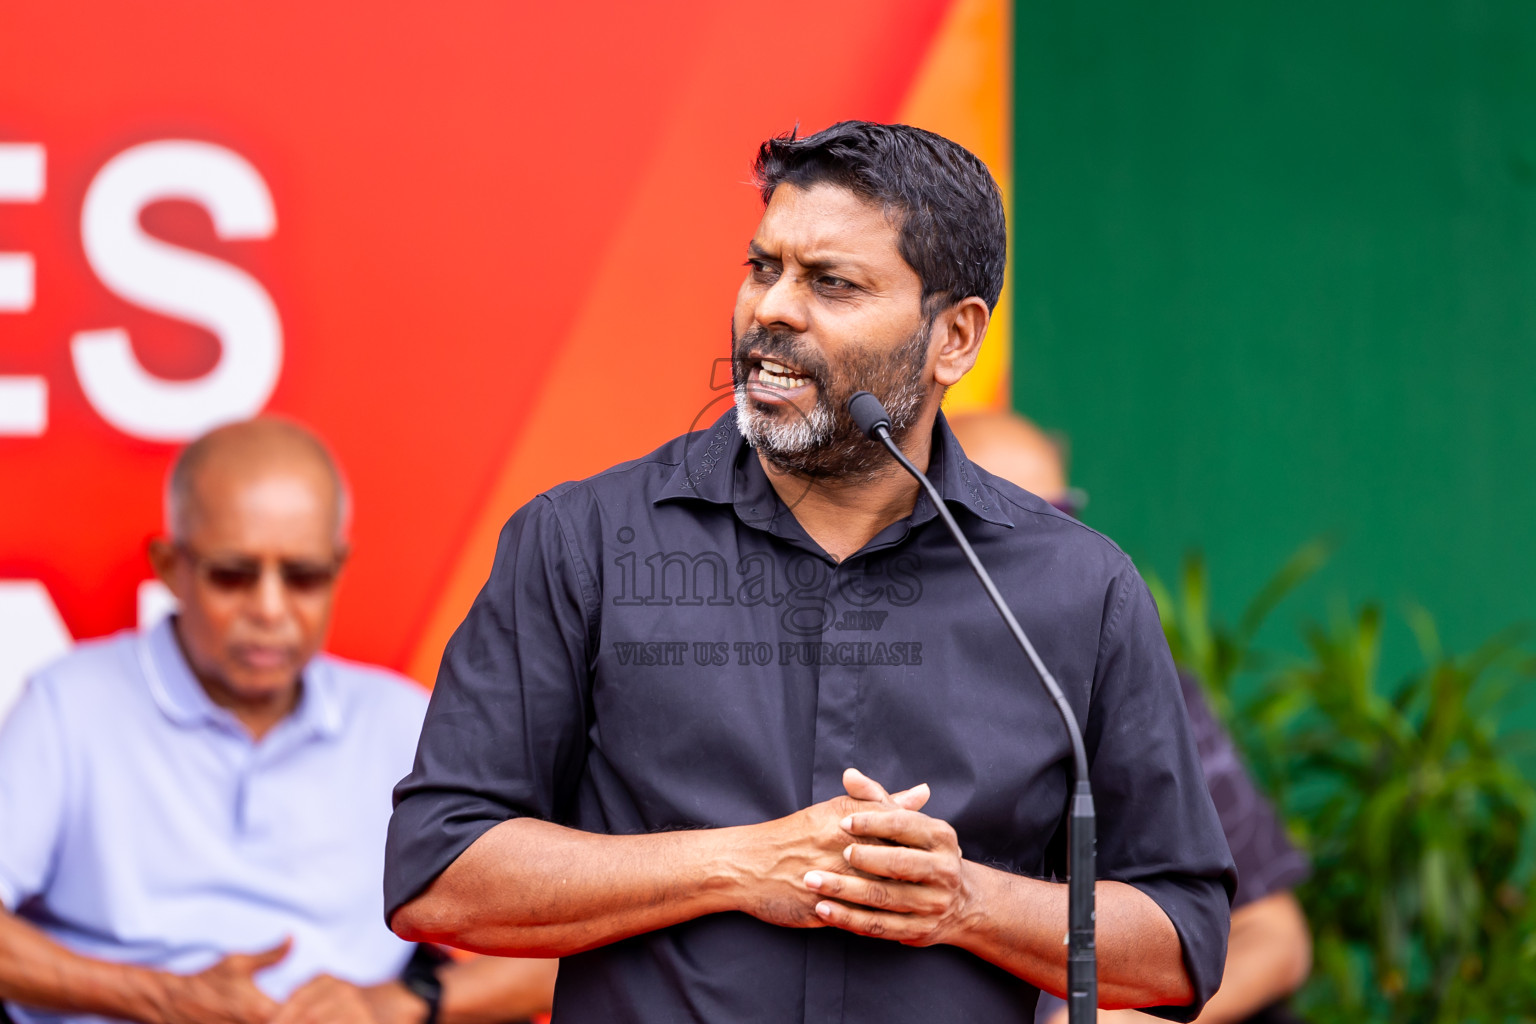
[0,419,555,1024]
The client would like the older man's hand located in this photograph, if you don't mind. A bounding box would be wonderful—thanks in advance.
[154,939,286,1024]
[153,938,428,1024]
[271,973,422,1024]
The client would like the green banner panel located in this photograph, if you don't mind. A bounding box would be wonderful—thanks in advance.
[1014,0,1536,683]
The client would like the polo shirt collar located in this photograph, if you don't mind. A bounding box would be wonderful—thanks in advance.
[655,409,1013,530]
[139,617,343,740]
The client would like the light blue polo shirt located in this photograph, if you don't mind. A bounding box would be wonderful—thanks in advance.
[0,619,428,1023]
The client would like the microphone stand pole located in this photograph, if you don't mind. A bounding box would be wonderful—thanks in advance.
[849,392,1096,1023]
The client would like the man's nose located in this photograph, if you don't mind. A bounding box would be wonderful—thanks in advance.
[753,272,808,334]
[249,566,290,624]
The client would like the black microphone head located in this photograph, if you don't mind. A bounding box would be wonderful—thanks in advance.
[847,391,892,440]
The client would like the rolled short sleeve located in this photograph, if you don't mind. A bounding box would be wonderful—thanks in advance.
[0,677,69,911]
[1085,565,1237,1022]
[384,495,597,920]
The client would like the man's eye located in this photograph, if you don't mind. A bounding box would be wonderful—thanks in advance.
[281,563,340,594]
[817,276,853,292]
[744,259,778,279]
[205,565,261,591]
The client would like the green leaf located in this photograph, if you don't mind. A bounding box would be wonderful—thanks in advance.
[1236,536,1333,642]
[1171,543,1536,1021]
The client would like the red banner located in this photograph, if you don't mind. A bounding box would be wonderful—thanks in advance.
[0,0,1009,710]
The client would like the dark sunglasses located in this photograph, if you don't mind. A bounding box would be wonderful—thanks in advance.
[177,544,343,595]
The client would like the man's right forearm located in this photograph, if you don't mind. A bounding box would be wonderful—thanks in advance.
[0,906,168,1022]
[389,817,761,957]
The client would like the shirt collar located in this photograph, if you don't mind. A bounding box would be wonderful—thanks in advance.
[138,617,343,740]
[655,409,1013,530]
[923,411,1014,529]
[654,412,740,506]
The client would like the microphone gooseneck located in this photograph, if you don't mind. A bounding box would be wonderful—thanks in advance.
[848,390,1098,1023]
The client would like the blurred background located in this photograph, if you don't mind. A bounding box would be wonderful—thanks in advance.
[0,0,1010,700]
[2,1,1533,1019]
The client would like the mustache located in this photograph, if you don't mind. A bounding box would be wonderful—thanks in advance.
[731,324,832,390]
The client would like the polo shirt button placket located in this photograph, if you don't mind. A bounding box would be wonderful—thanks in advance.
[233,754,253,836]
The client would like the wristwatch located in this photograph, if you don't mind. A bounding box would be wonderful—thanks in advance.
[399,943,448,1024]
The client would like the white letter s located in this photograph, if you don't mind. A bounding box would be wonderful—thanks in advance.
[72,140,280,442]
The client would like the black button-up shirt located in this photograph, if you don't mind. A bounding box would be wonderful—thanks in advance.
[386,412,1235,1023]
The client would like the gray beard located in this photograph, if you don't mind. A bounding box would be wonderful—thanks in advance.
[732,320,932,480]
[732,384,834,456]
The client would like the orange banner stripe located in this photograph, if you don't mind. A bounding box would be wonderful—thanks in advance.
[406,0,1010,684]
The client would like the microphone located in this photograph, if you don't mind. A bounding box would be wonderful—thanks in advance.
[849,391,1098,1023]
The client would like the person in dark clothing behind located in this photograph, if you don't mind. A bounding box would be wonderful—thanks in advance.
[950,409,1312,1024]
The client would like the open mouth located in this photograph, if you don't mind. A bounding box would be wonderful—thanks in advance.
[746,356,815,402]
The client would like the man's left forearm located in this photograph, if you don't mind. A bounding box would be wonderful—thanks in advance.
[807,774,1198,1012]
[1042,891,1312,1024]
[808,856,1190,1008]
[954,866,1193,1010]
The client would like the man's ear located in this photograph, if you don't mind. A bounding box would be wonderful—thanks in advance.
[146,537,183,597]
[932,297,991,387]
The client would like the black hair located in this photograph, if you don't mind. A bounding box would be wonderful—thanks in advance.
[752,120,1006,312]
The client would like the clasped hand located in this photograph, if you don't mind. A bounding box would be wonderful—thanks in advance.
[746,767,974,948]
[157,937,427,1024]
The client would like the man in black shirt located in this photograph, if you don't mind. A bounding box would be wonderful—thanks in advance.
[385,121,1236,1023]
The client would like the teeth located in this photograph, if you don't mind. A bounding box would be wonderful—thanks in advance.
[759,370,807,389]
[758,359,809,390]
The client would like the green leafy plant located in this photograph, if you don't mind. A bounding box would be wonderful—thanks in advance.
[1150,548,1536,1023]
[1145,541,1329,809]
